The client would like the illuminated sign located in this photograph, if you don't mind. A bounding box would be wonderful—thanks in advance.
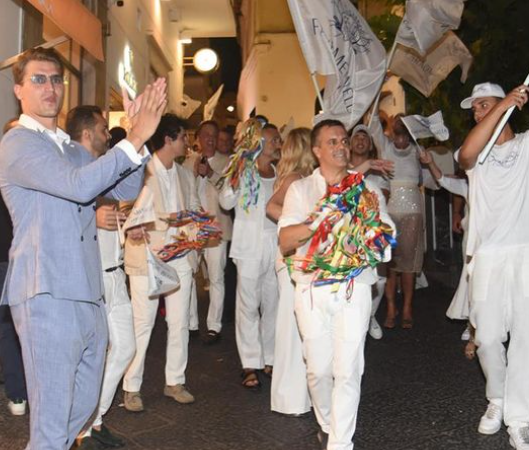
[118,45,138,99]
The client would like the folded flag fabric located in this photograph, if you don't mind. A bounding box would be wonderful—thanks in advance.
[395,0,465,55]
[401,110,450,141]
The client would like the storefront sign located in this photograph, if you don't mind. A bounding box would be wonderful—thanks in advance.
[118,45,138,99]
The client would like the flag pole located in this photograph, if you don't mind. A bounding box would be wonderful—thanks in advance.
[478,73,529,164]
[367,39,399,128]
[311,73,325,113]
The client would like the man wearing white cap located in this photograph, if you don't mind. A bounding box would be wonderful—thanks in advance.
[459,81,529,449]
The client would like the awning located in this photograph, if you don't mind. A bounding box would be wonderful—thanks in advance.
[26,0,104,61]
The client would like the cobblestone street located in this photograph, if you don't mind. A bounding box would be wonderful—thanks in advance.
[0,257,514,450]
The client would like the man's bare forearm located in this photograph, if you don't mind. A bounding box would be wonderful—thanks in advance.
[279,223,312,255]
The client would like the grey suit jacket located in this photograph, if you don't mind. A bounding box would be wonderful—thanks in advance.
[0,127,146,305]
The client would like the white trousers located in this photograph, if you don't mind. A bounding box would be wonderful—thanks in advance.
[271,266,311,415]
[469,247,529,426]
[204,241,228,332]
[295,282,371,450]
[92,269,135,428]
[124,263,194,391]
[189,278,199,331]
[189,242,227,332]
[234,233,279,369]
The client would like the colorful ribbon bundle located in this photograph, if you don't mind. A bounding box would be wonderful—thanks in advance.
[286,173,395,289]
[218,119,264,211]
[157,210,222,262]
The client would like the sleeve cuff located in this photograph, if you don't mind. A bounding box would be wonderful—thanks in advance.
[278,217,304,230]
[117,139,144,165]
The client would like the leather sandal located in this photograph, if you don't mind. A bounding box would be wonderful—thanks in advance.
[241,369,261,389]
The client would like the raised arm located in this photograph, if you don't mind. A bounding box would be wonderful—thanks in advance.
[459,85,528,169]
[0,131,143,204]
[368,113,391,158]
[218,183,239,211]
[266,173,302,222]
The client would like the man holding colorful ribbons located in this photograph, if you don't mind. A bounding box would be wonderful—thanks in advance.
[278,119,395,450]
[123,114,200,410]
[219,118,281,389]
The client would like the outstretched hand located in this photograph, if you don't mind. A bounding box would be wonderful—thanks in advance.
[353,159,394,176]
[125,78,167,151]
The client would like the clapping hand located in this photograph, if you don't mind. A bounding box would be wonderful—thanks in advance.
[125,78,168,151]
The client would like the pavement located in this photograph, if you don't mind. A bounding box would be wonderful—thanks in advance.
[0,253,516,450]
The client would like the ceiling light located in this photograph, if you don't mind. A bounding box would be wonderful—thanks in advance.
[193,48,219,73]
[226,105,235,112]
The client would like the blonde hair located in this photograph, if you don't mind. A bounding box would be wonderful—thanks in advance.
[275,127,316,191]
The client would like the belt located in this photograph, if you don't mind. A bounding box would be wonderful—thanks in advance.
[105,264,124,273]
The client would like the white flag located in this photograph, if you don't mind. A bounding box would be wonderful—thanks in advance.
[287,0,386,129]
[390,31,472,97]
[396,0,465,55]
[122,186,156,233]
[203,84,224,121]
[175,94,201,120]
[401,110,449,142]
[146,247,180,296]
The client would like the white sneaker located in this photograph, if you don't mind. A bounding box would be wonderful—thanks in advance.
[368,317,383,340]
[478,402,503,435]
[461,325,471,341]
[508,426,529,449]
[8,399,26,416]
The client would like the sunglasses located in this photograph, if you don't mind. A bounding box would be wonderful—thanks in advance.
[27,74,64,86]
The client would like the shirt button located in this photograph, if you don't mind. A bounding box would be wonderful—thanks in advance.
[81,236,84,242]
[92,205,96,211]
[78,206,82,212]
[94,235,97,241]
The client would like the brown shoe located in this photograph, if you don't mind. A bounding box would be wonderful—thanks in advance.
[164,384,195,404]
[123,391,144,412]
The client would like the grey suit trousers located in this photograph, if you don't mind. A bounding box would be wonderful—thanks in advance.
[11,294,108,450]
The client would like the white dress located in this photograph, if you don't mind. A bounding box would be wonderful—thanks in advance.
[438,176,470,320]
[369,116,424,273]
[270,255,311,414]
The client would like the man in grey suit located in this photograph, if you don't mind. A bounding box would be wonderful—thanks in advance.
[0,47,166,449]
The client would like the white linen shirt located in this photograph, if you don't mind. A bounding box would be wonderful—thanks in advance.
[278,168,394,286]
[466,131,529,256]
[219,172,276,261]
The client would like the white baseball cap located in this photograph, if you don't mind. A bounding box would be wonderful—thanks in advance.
[460,82,506,109]
[351,124,372,140]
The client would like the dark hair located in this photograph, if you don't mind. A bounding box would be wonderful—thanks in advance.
[263,123,278,132]
[311,119,346,148]
[12,47,64,85]
[109,126,127,148]
[150,113,187,152]
[254,114,269,126]
[195,120,219,138]
[219,127,234,136]
[392,117,411,139]
[65,105,103,142]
